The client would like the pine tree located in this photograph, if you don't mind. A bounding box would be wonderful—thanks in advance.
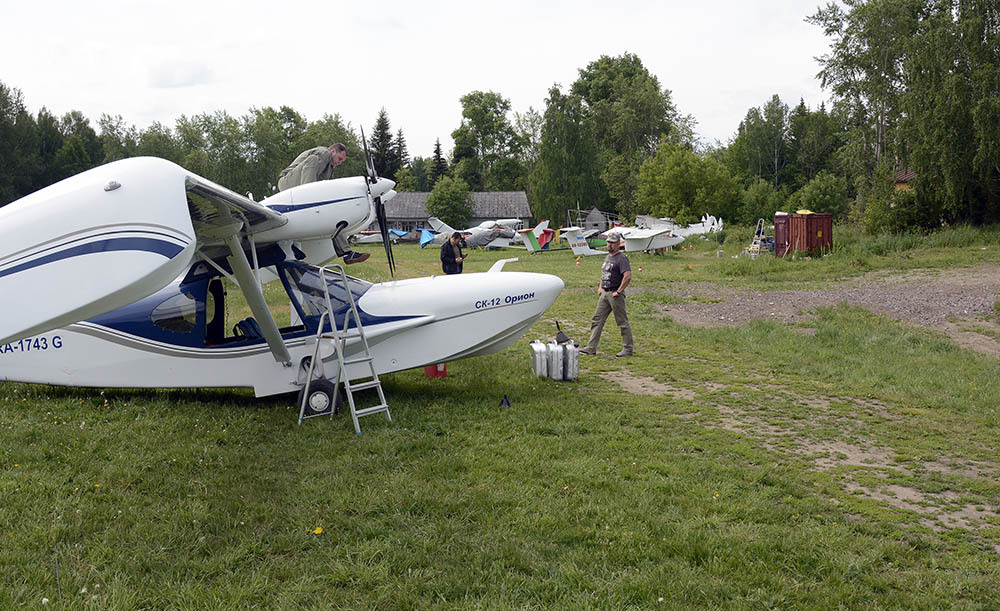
[393,128,409,173]
[429,138,448,189]
[370,108,394,179]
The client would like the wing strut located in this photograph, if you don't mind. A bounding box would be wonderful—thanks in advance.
[223,232,292,366]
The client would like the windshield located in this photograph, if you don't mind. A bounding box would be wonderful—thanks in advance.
[280,262,372,323]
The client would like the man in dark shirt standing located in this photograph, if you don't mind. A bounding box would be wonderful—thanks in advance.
[580,231,633,357]
[440,232,467,274]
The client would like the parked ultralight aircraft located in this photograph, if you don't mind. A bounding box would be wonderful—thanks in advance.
[618,214,723,253]
[423,217,524,249]
[520,224,604,257]
[0,148,564,417]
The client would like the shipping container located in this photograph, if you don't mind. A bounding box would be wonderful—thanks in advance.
[788,212,832,255]
[774,213,790,257]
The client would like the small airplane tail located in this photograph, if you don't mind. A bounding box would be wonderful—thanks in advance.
[518,220,552,252]
[427,216,457,236]
[563,227,604,256]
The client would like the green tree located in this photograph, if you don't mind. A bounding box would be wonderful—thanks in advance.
[739,179,787,225]
[138,122,183,164]
[429,139,448,188]
[451,90,524,190]
[0,81,41,204]
[725,95,793,189]
[529,85,603,225]
[246,106,306,197]
[809,0,921,220]
[293,113,361,177]
[370,108,396,179]
[635,140,741,224]
[426,176,473,227]
[393,167,417,191]
[409,156,428,191]
[394,128,409,171]
[98,114,138,162]
[787,171,849,219]
[787,100,844,190]
[571,52,679,213]
[50,135,93,182]
[905,0,1000,224]
[514,107,543,174]
[59,110,103,166]
[34,107,64,190]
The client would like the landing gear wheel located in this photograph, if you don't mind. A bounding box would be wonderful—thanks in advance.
[298,379,342,417]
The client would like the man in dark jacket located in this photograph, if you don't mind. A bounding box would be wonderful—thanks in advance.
[277,144,369,265]
[440,232,466,274]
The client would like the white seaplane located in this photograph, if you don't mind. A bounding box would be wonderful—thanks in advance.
[0,148,564,423]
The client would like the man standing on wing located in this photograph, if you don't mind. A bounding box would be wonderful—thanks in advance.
[277,143,370,265]
[580,231,633,357]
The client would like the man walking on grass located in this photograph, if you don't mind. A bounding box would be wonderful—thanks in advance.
[580,230,633,357]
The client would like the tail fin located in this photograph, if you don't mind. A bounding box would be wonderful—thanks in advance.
[563,227,603,256]
[427,216,456,235]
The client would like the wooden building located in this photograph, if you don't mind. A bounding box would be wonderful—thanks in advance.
[367,191,533,239]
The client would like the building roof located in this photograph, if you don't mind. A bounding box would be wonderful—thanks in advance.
[386,191,532,220]
[894,167,916,183]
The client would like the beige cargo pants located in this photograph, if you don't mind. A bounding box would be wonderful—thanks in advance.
[583,291,633,354]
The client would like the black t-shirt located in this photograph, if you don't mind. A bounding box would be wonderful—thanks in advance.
[600,251,630,291]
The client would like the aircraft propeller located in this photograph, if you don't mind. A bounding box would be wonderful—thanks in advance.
[360,126,395,276]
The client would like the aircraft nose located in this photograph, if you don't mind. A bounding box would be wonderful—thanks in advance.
[371,177,395,198]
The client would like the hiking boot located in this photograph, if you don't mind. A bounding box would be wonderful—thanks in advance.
[343,251,370,264]
[615,350,633,357]
[579,348,596,355]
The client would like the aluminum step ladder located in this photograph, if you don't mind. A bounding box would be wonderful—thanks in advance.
[745,218,765,259]
[297,264,391,434]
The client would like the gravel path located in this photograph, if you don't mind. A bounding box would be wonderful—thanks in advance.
[659,263,1000,356]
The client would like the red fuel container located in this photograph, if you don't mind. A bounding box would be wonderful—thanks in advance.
[424,363,447,378]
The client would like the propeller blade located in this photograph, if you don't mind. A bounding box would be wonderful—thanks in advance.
[360,125,394,276]
[375,196,395,277]
[360,125,377,185]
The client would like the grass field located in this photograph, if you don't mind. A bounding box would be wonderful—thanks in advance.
[2,226,999,608]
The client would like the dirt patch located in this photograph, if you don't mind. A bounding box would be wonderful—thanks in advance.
[599,371,696,399]
[660,264,1000,357]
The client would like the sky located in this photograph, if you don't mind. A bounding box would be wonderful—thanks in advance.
[1,0,833,158]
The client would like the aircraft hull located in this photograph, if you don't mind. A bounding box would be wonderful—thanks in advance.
[0,271,564,397]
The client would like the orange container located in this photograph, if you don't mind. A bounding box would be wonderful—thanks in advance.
[424,363,447,378]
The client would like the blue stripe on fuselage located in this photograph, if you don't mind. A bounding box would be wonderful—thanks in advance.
[266,196,364,214]
[0,237,186,280]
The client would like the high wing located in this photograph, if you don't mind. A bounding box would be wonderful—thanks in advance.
[620,226,684,252]
[0,156,388,366]
[1,157,282,347]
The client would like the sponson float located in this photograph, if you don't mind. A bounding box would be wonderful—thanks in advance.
[0,155,564,414]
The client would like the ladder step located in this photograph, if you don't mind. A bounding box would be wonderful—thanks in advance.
[343,355,373,365]
[354,404,389,418]
[347,380,381,392]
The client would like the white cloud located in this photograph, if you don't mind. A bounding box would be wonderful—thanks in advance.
[148,61,215,89]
